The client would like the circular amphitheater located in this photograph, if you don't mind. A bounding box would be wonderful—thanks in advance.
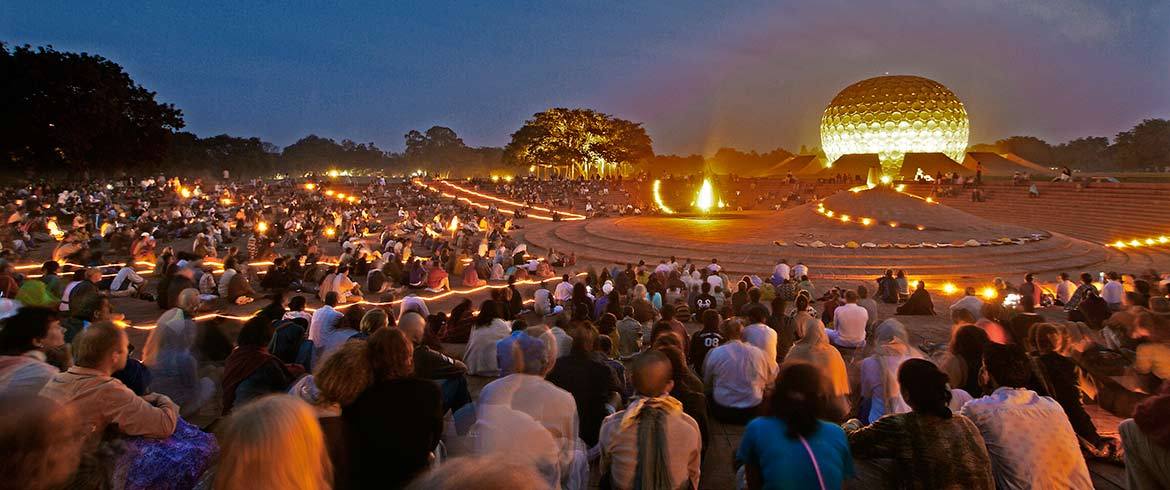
[521,188,1112,281]
[429,178,1170,282]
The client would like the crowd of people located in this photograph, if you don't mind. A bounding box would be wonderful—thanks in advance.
[0,174,1168,489]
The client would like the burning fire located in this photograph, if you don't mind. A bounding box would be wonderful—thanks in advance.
[693,179,725,213]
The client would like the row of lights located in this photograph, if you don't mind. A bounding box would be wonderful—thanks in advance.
[438,180,587,220]
[1109,236,1169,249]
[938,282,1000,300]
[815,202,926,231]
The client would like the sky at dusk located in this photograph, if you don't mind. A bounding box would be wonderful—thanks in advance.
[4,0,1169,155]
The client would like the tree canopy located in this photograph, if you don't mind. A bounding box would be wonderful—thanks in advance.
[1,43,184,174]
[504,108,653,178]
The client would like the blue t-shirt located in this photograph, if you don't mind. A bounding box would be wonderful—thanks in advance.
[736,417,854,489]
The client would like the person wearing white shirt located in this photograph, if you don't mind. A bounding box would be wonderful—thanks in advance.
[741,306,778,370]
[654,260,673,275]
[772,260,791,281]
[534,287,552,316]
[826,291,867,348]
[109,266,145,297]
[702,318,778,424]
[961,344,1092,490]
[553,274,574,305]
[949,287,984,321]
[308,293,345,359]
[705,273,723,292]
[1101,272,1124,310]
[706,259,722,273]
[1054,273,1077,306]
[792,262,808,280]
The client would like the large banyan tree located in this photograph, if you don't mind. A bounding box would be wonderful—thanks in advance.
[503,108,652,179]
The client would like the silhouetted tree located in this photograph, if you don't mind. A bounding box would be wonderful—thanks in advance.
[1,43,184,175]
[1113,119,1170,170]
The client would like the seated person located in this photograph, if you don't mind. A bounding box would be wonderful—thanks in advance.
[598,350,701,489]
[221,317,301,414]
[702,318,778,425]
[961,344,1092,489]
[39,322,178,450]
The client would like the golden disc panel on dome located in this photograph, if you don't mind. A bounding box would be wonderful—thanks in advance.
[820,75,969,175]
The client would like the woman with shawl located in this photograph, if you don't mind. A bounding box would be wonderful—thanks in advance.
[896,280,936,315]
[464,300,511,376]
[461,260,486,287]
[783,316,851,421]
[859,319,926,424]
[221,317,301,414]
[439,299,475,343]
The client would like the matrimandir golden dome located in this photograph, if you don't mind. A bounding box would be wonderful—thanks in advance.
[820,75,969,175]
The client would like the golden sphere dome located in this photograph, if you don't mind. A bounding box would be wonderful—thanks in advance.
[820,75,969,175]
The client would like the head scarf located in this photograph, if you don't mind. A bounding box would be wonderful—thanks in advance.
[871,319,925,414]
[784,317,850,396]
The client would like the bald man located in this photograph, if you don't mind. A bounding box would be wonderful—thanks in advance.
[599,350,702,489]
[398,311,469,413]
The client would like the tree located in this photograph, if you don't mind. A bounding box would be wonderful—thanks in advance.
[995,136,1054,166]
[0,43,184,174]
[503,108,653,178]
[707,147,793,175]
[1052,137,1110,169]
[401,126,499,177]
[1113,119,1170,170]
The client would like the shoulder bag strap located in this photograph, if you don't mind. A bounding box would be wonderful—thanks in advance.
[798,435,827,490]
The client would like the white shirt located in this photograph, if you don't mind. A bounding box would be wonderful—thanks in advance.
[742,323,778,370]
[830,303,868,345]
[773,263,791,280]
[1055,280,1076,304]
[702,340,777,408]
[949,295,984,320]
[706,275,723,290]
[792,264,808,279]
[553,281,574,303]
[110,267,144,291]
[961,387,1092,490]
[308,305,343,345]
[1101,280,1124,305]
[217,269,237,297]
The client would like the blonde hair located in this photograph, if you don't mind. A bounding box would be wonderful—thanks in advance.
[315,341,373,406]
[359,308,389,335]
[214,395,332,490]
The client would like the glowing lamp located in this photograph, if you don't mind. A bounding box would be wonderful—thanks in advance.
[1113,241,1126,248]
[821,75,970,175]
[325,190,335,196]
[327,169,340,178]
[1130,239,1142,247]
[179,188,192,198]
[925,197,934,203]
[879,175,892,185]
[895,184,906,192]
[256,222,268,233]
[840,215,851,222]
[324,227,336,237]
[861,218,873,226]
[980,287,998,300]
[347,196,357,203]
[916,225,926,231]
[942,283,958,295]
[221,198,232,205]
[304,183,316,191]
[1160,236,1168,244]
[889,221,898,228]
[1146,238,1156,245]
[825,210,835,218]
